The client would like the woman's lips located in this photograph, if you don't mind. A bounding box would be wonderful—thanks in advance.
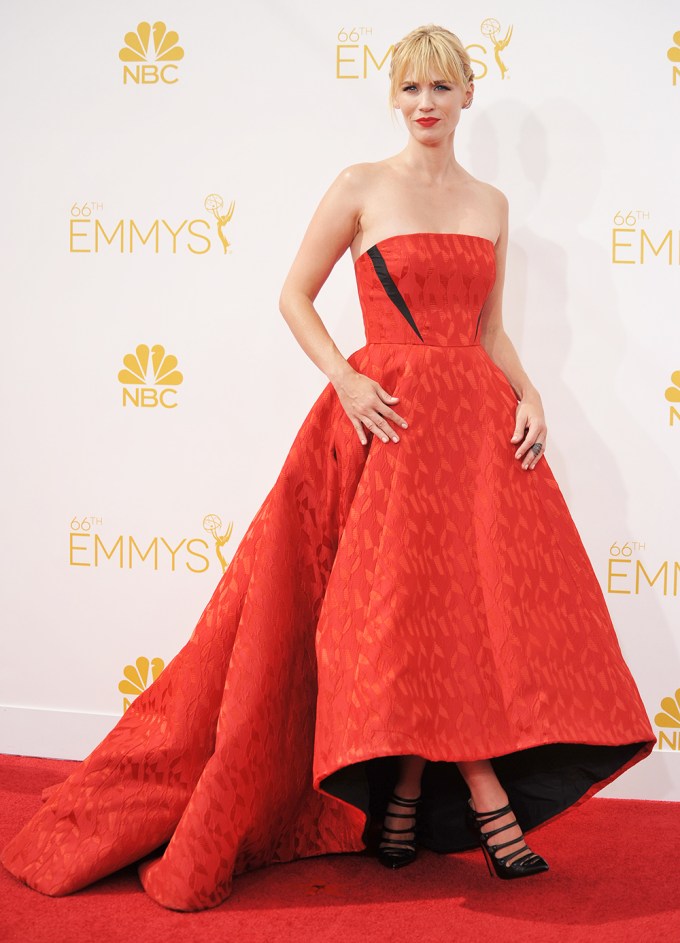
[415,118,440,127]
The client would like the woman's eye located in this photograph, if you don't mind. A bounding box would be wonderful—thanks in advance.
[401,84,450,92]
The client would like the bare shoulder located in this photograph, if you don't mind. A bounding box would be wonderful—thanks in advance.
[465,177,508,241]
[332,160,385,196]
[325,161,388,237]
[306,163,376,235]
[473,178,508,211]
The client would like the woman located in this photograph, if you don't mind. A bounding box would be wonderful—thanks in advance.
[2,24,654,909]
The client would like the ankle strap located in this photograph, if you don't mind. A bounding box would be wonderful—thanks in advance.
[391,792,421,806]
[469,801,512,823]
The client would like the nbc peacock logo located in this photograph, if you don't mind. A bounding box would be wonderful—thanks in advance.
[118,344,184,408]
[668,30,680,85]
[655,688,680,750]
[118,656,165,713]
[665,370,680,426]
[119,21,184,85]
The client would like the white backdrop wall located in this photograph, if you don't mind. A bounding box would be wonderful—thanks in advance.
[1,0,678,800]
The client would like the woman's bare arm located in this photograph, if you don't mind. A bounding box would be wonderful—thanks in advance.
[278,165,364,384]
[278,165,408,446]
[479,190,548,468]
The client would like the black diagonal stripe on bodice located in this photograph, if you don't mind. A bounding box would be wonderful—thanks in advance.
[473,309,483,341]
[366,246,424,342]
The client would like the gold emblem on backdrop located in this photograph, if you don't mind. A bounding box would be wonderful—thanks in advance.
[656,690,680,727]
[607,542,680,597]
[335,19,513,81]
[118,344,183,408]
[118,656,165,713]
[458,18,514,82]
[205,194,236,254]
[665,370,680,426]
[655,689,680,751]
[480,18,513,79]
[119,21,184,85]
[668,29,680,85]
[203,515,234,572]
[69,196,235,254]
[69,515,232,573]
[665,371,680,403]
[610,212,680,265]
[335,27,390,80]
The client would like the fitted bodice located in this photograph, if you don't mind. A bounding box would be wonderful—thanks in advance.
[354,232,496,347]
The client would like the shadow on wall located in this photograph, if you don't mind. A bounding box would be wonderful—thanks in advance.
[465,99,674,786]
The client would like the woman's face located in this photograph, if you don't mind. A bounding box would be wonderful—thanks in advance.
[394,69,472,141]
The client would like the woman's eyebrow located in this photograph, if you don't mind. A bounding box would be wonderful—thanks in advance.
[402,78,451,85]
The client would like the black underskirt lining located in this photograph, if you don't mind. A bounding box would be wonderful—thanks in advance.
[319,740,649,853]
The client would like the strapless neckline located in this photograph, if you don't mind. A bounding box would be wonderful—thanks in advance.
[353,231,495,267]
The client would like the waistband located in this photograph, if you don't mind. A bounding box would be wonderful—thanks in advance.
[365,340,483,349]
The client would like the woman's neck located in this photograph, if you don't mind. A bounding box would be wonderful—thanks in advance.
[395,135,463,186]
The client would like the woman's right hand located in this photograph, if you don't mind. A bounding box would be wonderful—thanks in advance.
[332,369,408,445]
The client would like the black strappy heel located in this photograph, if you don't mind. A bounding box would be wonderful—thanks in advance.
[378,791,421,869]
[465,797,549,880]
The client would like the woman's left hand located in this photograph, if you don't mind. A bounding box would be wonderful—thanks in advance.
[510,391,547,470]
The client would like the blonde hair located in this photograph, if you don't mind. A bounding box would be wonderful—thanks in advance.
[389,24,474,107]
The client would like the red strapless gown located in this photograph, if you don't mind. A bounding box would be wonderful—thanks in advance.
[1,233,655,910]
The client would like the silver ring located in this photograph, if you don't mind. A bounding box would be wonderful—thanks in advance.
[531,442,543,455]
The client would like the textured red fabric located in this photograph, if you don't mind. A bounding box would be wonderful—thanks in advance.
[1,233,655,911]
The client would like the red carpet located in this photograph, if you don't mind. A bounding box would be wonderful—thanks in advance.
[0,754,676,942]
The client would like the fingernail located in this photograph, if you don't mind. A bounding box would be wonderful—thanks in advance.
[402,422,408,428]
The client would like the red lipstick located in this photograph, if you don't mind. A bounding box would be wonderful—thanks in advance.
[415,118,440,127]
